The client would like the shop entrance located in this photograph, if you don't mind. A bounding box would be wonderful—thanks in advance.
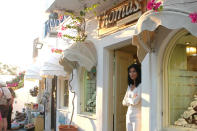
[113,45,137,131]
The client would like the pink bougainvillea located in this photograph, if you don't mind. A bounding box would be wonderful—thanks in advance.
[51,48,63,54]
[7,83,18,87]
[147,0,163,12]
[51,48,55,52]
[57,32,62,38]
[189,12,197,23]
[59,15,64,21]
[61,25,67,31]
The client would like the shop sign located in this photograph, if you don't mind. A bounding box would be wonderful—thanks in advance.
[98,0,142,37]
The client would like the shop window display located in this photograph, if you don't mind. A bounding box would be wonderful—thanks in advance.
[167,36,197,129]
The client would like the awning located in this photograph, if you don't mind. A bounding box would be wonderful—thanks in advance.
[40,53,67,77]
[25,64,42,80]
[132,0,197,62]
[46,0,125,16]
[63,40,97,71]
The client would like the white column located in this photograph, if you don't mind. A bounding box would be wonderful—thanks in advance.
[56,77,61,131]
[150,52,161,131]
[141,53,151,131]
[141,52,162,131]
[96,47,104,131]
[37,80,42,104]
[45,78,52,131]
[96,47,114,131]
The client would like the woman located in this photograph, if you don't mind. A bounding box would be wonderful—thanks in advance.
[0,105,2,131]
[7,88,15,130]
[0,82,12,131]
[122,64,141,131]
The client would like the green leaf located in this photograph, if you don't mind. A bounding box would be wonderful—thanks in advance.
[76,17,82,22]
[93,11,97,16]
[80,11,85,16]
[92,4,99,9]
[157,6,163,11]
[64,12,75,17]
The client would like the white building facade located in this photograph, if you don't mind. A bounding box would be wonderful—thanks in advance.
[44,0,197,131]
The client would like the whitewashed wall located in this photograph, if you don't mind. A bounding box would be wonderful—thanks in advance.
[56,23,190,131]
[56,17,141,131]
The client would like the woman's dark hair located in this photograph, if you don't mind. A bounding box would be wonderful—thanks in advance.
[128,64,141,87]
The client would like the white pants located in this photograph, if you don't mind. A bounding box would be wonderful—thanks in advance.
[126,108,141,131]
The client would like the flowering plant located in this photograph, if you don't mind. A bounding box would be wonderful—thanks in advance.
[57,4,99,42]
[189,12,197,23]
[7,83,18,87]
[147,0,163,12]
[57,32,62,38]
[51,48,63,54]
[6,71,25,89]
[29,86,38,97]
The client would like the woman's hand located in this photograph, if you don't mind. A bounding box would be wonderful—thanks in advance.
[133,93,138,98]
[130,85,136,91]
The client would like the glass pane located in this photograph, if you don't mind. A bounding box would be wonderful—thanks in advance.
[84,67,96,113]
[63,80,69,107]
[168,37,197,128]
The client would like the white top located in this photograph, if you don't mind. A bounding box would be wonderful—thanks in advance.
[122,84,141,107]
[0,87,12,99]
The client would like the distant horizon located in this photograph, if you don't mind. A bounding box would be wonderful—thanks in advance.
[0,62,24,75]
[0,75,17,83]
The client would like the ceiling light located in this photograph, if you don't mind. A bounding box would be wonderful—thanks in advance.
[186,46,197,56]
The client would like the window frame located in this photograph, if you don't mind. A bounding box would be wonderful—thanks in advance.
[163,29,196,130]
[59,78,69,109]
[79,67,97,116]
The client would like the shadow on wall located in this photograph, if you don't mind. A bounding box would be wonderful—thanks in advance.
[89,118,96,131]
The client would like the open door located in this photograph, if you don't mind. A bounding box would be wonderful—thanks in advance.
[114,51,134,131]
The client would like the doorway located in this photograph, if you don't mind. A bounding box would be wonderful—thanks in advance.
[51,76,57,131]
[113,44,138,131]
